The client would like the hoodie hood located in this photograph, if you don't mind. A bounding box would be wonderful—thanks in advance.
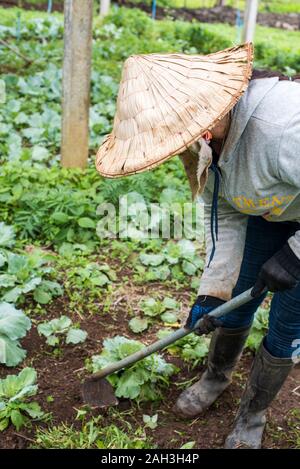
[219,77,279,166]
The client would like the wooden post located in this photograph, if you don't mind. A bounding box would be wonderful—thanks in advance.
[100,0,111,17]
[243,0,259,43]
[61,0,93,168]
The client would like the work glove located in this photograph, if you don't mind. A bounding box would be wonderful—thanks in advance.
[185,295,224,335]
[253,243,300,296]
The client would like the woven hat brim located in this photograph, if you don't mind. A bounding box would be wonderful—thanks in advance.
[96,43,254,178]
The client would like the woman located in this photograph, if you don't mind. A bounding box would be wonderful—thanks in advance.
[96,44,300,449]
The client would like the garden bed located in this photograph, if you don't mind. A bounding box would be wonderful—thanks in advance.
[0,5,300,450]
[1,279,299,449]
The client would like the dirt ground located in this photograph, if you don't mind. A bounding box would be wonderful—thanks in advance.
[1,288,299,449]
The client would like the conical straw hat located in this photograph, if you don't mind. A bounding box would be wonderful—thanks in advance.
[96,43,253,178]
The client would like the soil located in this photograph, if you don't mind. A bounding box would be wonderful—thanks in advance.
[0,285,299,449]
[1,1,300,31]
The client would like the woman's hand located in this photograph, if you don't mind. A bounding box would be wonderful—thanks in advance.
[253,243,300,296]
[185,295,225,335]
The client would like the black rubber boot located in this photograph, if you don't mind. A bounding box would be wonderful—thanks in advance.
[173,325,250,418]
[225,341,294,449]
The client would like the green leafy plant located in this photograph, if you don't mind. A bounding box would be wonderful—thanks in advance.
[89,336,178,401]
[129,297,180,333]
[66,262,116,289]
[0,367,44,431]
[138,239,204,283]
[246,306,269,351]
[0,222,15,248]
[0,247,63,305]
[0,302,31,367]
[143,414,158,430]
[37,315,87,347]
[157,328,210,368]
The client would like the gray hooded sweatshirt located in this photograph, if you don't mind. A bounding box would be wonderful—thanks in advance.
[196,77,300,301]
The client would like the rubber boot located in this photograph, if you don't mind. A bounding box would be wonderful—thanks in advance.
[225,341,294,449]
[173,325,250,418]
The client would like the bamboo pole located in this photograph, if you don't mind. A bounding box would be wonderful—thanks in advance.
[61,0,93,168]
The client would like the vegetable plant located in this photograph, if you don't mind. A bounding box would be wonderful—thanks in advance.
[157,328,210,368]
[0,302,31,367]
[129,297,180,334]
[0,367,44,431]
[246,306,269,351]
[0,244,63,305]
[89,336,178,401]
[37,315,87,347]
[137,239,204,283]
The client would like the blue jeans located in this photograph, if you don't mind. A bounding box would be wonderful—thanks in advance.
[221,216,300,358]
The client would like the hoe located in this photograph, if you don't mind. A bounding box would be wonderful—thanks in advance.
[82,287,257,407]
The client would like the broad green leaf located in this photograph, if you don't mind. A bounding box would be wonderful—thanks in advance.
[0,335,27,367]
[0,303,31,341]
[6,253,28,275]
[0,223,15,248]
[51,212,69,224]
[90,273,110,286]
[180,441,196,449]
[37,322,53,337]
[2,287,22,303]
[177,239,195,259]
[0,368,37,399]
[0,418,9,431]
[115,371,142,399]
[0,274,17,288]
[10,409,26,430]
[139,253,165,266]
[143,413,158,430]
[162,298,178,310]
[55,316,72,331]
[165,255,179,265]
[32,146,49,162]
[147,265,170,281]
[46,335,59,347]
[160,312,178,324]
[66,328,87,345]
[33,288,51,304]
[182,260,197,276]
[78,217,96,229]
[22,277,42,294]
[23,401,43,419]
[140,298,164,317]
[129,317,148,333]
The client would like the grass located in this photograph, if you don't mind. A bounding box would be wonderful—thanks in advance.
[160,0,300,14]
[31,413,155,449]
[203,20,300,54]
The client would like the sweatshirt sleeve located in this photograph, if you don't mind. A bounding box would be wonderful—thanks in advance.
[277,112,300,259]
[198,188,249,301]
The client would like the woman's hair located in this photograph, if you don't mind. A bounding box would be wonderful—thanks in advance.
[251,68,300,82]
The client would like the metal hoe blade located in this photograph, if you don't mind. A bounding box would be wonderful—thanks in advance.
[82,378,119,408]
